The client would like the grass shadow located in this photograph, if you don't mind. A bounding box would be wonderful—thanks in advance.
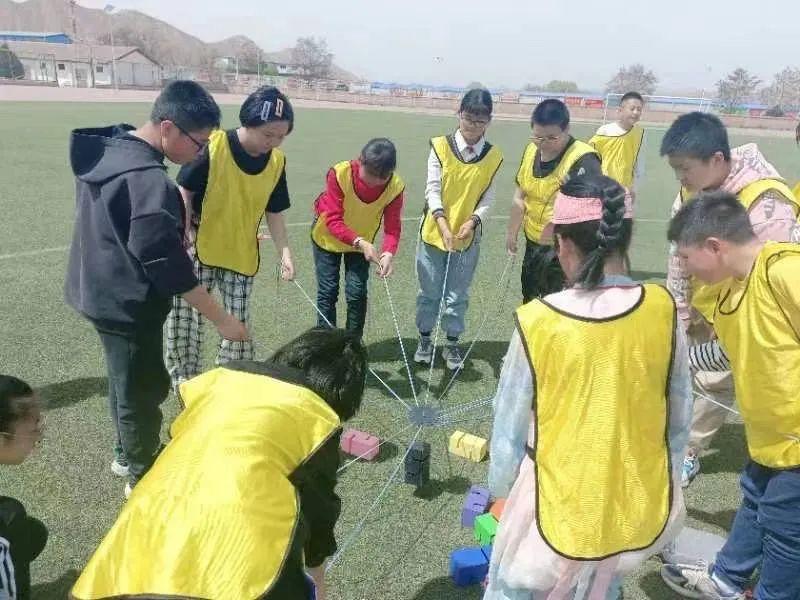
[638,569,675,599]
[701,423,748,476]
[413,475,472,500]
[38,377,107,410]
[413,576,484,599]
[32,568,79,599]
[687,508,737,532]
[365,338,508,400]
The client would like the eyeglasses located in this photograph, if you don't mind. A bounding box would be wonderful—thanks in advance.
[173,122,208,152]
[460,115,491,127]
[530,134,563,144]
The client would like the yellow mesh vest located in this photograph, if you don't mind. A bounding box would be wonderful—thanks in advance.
[195,130,285,276]
[516,140,599,244]
[588,125,644,189]
[515,284,674,559]
[72,368,340,600]
[420,135,503,252]
[683,179,800,323]
[714,243,800,468]
[311,161,405,254]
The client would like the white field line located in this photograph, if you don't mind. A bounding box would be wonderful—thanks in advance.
[0,214,669,261]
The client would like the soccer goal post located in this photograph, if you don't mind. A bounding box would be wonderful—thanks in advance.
[602,93,715,123]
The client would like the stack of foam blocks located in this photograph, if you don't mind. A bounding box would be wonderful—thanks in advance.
[449,485,506,586]
[404,441,431,487]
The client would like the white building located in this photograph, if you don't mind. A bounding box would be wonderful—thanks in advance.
[4,40,161,88]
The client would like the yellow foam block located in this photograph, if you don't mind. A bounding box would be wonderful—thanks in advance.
[448,430,488,462]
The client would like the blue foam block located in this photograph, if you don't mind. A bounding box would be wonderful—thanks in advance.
[449,547,489,587]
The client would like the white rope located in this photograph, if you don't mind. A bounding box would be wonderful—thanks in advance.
[291,278,410,411]
[694,391,800,442]
[435,254,516,406]
[435,410,493,428]
[326,426,424,573]
[424,250,452,402]
[382,275,418,405]
[437,396,494,420]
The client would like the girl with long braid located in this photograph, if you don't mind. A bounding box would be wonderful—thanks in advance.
[484,175,691,599]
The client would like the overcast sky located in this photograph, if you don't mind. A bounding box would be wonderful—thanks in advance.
[75,0,798,92]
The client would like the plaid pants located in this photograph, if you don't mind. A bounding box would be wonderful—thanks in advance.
[165,247,254,387]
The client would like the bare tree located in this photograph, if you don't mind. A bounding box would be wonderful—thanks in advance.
[760,67,800,113]
[716,68,761,113]
[291,36,333,80]
[605,64,658,95]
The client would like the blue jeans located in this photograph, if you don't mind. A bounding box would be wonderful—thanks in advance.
[312,242,370,338]
[415,237,481,339]
[713,461,800,600]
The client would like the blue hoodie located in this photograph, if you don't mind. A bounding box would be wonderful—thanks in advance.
[65,124,198,329]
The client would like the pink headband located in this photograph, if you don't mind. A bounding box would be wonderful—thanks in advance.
[552,191,634,225]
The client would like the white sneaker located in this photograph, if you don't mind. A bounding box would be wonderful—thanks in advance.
[124,482,133,499]
[111,458,130,478]
[682,452,701,488]
[414,335,434,365]
[442,344,465,371]
[661,564,744,599]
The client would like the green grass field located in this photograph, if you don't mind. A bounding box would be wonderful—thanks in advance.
[1,101,798,599]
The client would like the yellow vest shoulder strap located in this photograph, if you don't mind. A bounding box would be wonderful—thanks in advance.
[739,178,799,212]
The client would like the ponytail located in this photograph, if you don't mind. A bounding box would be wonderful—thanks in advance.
[554,175,633,290]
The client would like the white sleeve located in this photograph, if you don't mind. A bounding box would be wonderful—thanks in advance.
[668,324,692,479]
[472,178,497,221]
[488,331,534,498]
[425,148,443,213]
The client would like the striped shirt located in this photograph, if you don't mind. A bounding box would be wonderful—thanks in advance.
[0,537,15,599]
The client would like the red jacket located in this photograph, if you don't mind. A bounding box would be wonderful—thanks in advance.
[314,160,404,255]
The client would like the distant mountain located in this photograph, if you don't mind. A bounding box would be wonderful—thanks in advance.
[0,0,358,79]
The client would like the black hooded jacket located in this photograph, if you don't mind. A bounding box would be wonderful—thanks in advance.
[65,125,198,328]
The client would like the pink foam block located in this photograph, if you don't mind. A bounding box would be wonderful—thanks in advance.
[340,429,381,461]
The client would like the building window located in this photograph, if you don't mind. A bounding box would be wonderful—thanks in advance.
[57,63,65,71]
[96,65,104,73]
[40,62,47,69]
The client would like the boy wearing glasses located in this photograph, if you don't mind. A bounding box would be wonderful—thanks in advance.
[415,88,504,370]
[506,99,601,302]
[166,86,295,391]
[65,81,248,497]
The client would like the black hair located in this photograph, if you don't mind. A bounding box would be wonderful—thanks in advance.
[532,99,570,130]
[667,191,756,246]
[239,86,295,133]
[0,375,35,435]
[151,80,221,132]
[269,328,367,421]
[620,91,644,104]
[359,138,397,179]
[459,88,493,119]
[660,111,731,161]
[553,175,633,289]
